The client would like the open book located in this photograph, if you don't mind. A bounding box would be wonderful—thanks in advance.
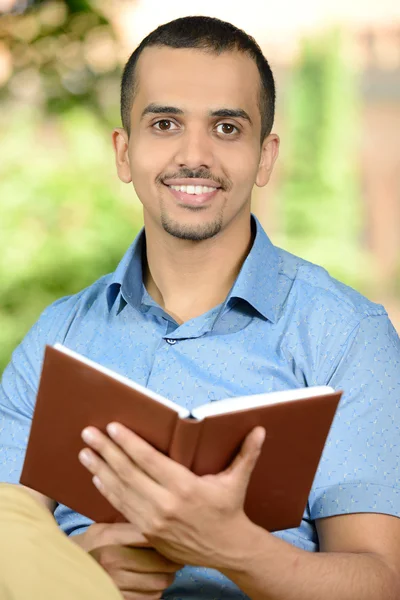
[20,344,342,532]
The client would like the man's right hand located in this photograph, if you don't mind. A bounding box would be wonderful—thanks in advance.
[73,523,183,600]
[90,544,182,600]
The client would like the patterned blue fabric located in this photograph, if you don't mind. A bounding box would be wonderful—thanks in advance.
[1,214,400,599]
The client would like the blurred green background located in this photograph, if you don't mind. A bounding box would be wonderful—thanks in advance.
[0,0,399,373]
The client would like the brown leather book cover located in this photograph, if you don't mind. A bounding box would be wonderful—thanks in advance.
[20,345,341,531]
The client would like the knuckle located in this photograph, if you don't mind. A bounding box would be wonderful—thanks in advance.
[148,573,174,594]
[143,514,164,538]
[117,459,133,483]
[140,448,156,472]
[175,480,194,501]
[146,498,178,534]
[148,573,175,592]
[159,497,179,521]
[166,560,182,573]
[93,546,120,572]
[117,493,130,516]
[159,572,176,588]
[95,523,120,547]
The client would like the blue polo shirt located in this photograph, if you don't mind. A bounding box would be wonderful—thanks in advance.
[1,215,400,599]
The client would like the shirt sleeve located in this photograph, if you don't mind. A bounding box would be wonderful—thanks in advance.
[309,313,400,520]
[0,296,77,484]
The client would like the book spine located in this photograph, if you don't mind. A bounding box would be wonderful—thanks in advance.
[168,418,203,470]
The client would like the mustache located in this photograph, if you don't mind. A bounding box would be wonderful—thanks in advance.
[158,171,227,189]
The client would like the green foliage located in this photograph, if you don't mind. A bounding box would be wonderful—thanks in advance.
[278,29,369,289]
[0,1,119,126]
[0,107,143,372]
[0,1,142,374]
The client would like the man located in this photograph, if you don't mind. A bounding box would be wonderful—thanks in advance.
[1,14,400,600]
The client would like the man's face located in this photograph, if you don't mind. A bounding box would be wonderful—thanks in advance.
[114,46,277,241]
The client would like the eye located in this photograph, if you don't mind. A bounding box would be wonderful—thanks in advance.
[153,119,177,131]
[215,123,239,135]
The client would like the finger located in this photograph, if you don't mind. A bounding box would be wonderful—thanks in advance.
[99,523,151,548]
[78,446,129,505]
[94,545,182,573]
[222,426,265,486]
[119,547,182,572]
[78,445,153,525]
[92,547,176,593]
[106,423,194,488]
[121,591,165,600]
[118,570,176,593]
[80,428,163,498]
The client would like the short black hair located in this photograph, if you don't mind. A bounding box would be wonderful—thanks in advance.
[120,15,276,144]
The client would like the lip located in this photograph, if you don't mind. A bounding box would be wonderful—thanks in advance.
[163,183,220,206]
[163,178,221,188]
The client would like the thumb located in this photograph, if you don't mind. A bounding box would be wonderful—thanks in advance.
[223,426,265,486]
[100,522,151,548]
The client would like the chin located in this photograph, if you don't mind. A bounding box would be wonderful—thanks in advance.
[161,212,223,242]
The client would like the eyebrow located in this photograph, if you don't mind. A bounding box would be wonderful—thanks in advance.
[140,103,253,126]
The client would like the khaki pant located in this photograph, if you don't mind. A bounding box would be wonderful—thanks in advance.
[0,483,122,599]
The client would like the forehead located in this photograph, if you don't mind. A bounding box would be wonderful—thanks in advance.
[132,46,260,117]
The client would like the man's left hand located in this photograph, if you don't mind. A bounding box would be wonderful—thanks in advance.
[78,422,265,569]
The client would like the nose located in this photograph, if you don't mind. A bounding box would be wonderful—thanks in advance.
[174,126,214,170]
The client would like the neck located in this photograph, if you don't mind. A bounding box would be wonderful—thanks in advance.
[143,215,254,324]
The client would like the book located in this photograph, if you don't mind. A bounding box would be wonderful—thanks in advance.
[20,344,342,532]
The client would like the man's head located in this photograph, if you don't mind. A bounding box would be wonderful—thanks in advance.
[113,16,279,242]
[120,16,276,146]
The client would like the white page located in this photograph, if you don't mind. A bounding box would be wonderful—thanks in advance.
[53,343,190,419]
[191,385,335,421]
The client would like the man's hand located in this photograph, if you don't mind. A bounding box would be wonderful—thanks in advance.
[72,522,182,599]
[78,423,265,569]
[90,545,181,600]
[72,522,149,553]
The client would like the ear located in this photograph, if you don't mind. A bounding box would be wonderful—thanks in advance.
[255,133,280,188]
[112,128,132,184]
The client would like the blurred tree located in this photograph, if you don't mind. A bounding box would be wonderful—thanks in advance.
[0,0,121,125]
[278,29,369,289]
[0,106,142,372]
[0,1,141,373]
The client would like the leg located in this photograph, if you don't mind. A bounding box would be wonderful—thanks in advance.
[0,483,122,599]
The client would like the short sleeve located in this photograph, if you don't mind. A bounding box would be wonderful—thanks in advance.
[309,314,400,519]
[0,295,78,484]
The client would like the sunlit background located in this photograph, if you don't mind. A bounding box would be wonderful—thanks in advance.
[0,0,399,373]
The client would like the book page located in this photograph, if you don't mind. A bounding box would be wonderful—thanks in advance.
[191,386,335,421]
[53,344,190,418]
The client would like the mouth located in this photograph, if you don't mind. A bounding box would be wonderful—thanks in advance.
[163,183,221,206]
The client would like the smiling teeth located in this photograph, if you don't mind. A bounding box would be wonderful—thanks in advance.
[169,185,217,195]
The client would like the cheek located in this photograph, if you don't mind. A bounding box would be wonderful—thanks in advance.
[223,143,259,181]
[230,159,259,196]
[129,138,168,182]
[129,154,156,193]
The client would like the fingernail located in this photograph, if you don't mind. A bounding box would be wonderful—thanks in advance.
[92,476,103,491]
[81,428,95,443]
[258,429,266,449]
[106,423,119,438]
[79,449,92,466]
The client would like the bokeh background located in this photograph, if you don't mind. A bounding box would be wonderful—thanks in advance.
[0,0,399,373]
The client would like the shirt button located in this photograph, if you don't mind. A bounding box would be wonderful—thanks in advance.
[166,338,177,345]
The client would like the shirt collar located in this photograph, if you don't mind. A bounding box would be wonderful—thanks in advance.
[106,214,282,323]
[225,214,281,323]
[106,228,145,312]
